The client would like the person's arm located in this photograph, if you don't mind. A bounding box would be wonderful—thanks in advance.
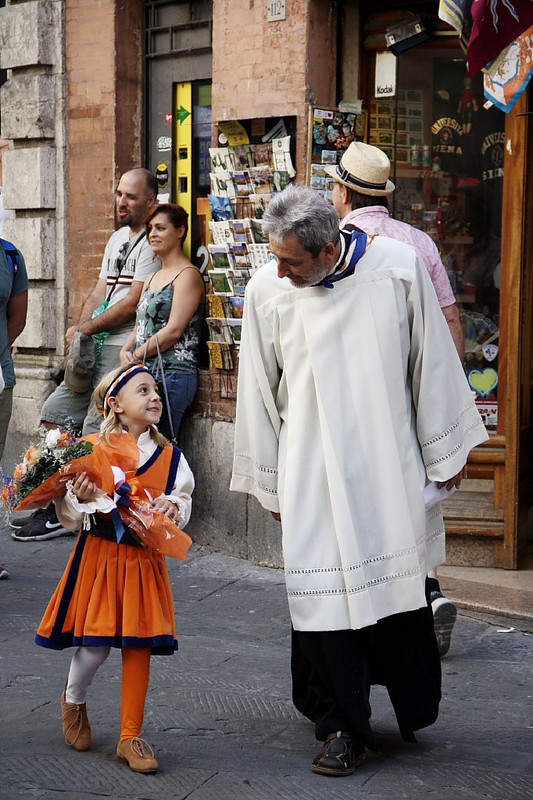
[77,279,107,325]
[119,329,138,364]
[130,268,204,360]
[408,252,488,482]
[441,302,465,364]
[77,279,145,337]
[152,451,195,527]
[54,470,107,531]
[417,236,465,362]
[230,270,282,514]
[64,279,107,350]
[6,290,28,345]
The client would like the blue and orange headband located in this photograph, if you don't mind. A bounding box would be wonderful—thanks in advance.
[103,364,155,418]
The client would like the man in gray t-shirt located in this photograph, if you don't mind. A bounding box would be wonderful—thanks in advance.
[12,169,160,542]
[41,168,160,436]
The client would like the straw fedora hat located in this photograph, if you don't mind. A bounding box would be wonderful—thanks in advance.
[325,141,395,196]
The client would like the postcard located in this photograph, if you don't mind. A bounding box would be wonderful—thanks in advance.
[248,243,271,268]
[229,170,253,197]
[228,318,243,344]
[206,317,233,345]
[209,147,236,173]
[206,293,228,319]
[206,341,233,370]
[251,143,273,167]
[229,295,245,318]
[378,130,394,145]
[209,268,234,295]
[227,267,251,296]
[272,135,296,177]
[249,166,273,194]
[377,116,392,130]
[208,195,235,222]
[229,219,254,244]
[250,218,268,243]
[208,245,232,271]
[209,172,236,198]
[228,244,252,270]
[321,150,338,165]
[272,170,289,193]
[209,220,232,245]
[231,145,254,169]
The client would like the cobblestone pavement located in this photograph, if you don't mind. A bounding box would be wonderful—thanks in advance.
[1,528,532,799]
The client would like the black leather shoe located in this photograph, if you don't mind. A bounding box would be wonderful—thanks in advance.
[312,730,365,776]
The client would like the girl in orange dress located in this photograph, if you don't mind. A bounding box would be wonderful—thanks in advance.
[35,363,194,774]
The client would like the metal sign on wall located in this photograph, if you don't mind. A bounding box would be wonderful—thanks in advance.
[267,0,286,22]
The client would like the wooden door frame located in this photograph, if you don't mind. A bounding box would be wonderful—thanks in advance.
[497,89,531,568]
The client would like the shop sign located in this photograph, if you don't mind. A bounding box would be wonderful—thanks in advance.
[218,120,250,146]
[475,400,498,431]
[375,51,396,98]
[339,99,362,115]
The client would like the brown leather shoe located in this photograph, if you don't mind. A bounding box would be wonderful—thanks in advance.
[312,730,365,776]
[61,691,91,751]
[117,737,159,773]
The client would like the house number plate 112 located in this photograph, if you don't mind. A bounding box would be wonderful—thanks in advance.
[267,0,286,22]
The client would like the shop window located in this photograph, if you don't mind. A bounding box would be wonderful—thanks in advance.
[368,46,504,432]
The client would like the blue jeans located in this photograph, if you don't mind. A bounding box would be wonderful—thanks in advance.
[160,372,198,441]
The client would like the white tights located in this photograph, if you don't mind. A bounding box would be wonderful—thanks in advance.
[65,646,111,704]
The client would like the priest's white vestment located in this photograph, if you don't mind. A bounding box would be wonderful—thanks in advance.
[230,235,488,633]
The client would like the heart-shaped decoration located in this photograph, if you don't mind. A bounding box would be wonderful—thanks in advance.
[468,367,498,398]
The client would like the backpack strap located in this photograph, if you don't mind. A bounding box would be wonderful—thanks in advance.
[0,237,20,276]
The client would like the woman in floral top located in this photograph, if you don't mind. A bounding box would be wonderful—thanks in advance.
[120,204,205,440]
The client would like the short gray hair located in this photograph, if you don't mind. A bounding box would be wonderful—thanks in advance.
[263,184,340,257]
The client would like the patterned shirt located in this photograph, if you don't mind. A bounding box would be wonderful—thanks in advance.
[135,277,202,374]
[341,206,456,308]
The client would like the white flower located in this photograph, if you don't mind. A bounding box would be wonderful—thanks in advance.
[44,428,62,449]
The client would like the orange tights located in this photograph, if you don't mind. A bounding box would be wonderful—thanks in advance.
[120,647,151,742]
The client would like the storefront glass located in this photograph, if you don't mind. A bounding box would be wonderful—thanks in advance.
[368,46,505,433]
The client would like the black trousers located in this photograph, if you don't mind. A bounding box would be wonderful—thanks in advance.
[291,582,441,747]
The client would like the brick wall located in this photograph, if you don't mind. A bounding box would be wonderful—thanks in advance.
[212,0,337,177]
[66,0,143,327]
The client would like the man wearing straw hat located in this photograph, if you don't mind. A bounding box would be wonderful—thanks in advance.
[231,184,487,776]
[325,142,464,360]
[326,142,463,659]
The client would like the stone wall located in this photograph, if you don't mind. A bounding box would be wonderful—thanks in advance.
[0,0,144,469]
[0,0,66,458]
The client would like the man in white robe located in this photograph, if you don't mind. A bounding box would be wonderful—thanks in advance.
[230,184,488,776]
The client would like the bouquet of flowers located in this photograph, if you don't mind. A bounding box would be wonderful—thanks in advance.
[1,430,192,561]
[1,429,94,511]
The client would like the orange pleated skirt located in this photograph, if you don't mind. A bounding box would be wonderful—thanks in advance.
[35,530,178,655]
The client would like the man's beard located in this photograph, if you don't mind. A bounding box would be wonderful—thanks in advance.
[288,256,332,288]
